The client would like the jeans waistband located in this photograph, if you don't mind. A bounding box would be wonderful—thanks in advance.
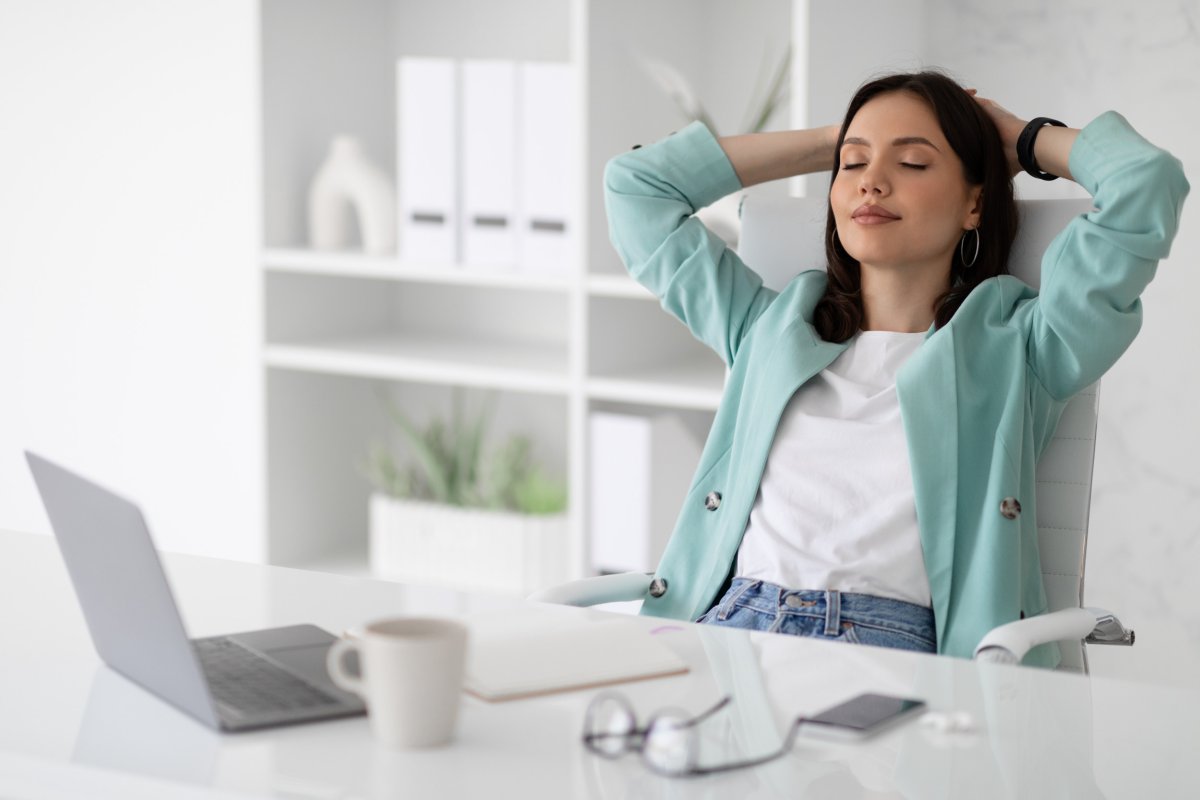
[719,578,934,639]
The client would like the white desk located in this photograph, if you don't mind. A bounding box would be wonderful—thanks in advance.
[2,530,1197,799]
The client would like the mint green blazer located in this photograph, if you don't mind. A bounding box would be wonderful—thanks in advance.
[603,112,1188,667]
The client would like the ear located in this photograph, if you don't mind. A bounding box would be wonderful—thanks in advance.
[964,185,984,230]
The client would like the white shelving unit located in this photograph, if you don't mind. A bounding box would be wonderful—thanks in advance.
[260,0,794,582]
[264,249,575,292]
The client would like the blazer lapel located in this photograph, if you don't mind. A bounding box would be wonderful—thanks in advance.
[897,325,959,648]
[733,320,846,529]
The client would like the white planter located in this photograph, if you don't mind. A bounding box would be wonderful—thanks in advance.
[369,494,568,596]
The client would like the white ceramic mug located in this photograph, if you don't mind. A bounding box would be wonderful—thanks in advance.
[327,617,468,749]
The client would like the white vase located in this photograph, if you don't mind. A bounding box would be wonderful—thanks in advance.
[368,494,569,596]
[308,135,397,254]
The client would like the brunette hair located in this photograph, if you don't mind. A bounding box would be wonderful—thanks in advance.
[813,70,1017,342]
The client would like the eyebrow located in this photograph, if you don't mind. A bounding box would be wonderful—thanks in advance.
[842,136,941,152]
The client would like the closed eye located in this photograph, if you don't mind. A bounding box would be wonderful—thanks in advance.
[840,162,928,171]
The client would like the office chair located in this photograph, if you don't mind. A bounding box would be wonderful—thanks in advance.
[532,195,1135,672]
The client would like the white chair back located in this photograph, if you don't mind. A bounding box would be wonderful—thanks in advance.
[737,195,1098,672]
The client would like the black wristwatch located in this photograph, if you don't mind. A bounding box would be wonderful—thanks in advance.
[1017,117,1067,181]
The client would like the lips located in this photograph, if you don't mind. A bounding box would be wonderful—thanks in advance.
[852,204,901,222]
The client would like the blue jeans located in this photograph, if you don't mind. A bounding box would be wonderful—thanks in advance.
[696,578,937,654]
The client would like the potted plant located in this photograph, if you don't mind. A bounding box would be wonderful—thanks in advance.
[362,389,568,595]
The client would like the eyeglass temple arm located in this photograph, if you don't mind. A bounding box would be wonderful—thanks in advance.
[687,716,808,777]
[688,695,731,727]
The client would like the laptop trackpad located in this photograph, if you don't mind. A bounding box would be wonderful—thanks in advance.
[227,625,361,703]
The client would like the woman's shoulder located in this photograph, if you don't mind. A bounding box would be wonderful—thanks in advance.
[956,274,1039,325]
[778,268,830,317]
[780,268,829,294]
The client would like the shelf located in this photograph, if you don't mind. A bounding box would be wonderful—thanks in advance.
[588,359,725,411]
[586,272,656,300]
[263,249,575,293]
[259,0,796,588]
[264,333,570,395]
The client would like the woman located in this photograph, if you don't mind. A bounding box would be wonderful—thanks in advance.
[603,70,1188,667]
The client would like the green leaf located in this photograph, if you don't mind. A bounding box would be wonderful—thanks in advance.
[365,387,565,517]
[386,400,452,503]
[511,467,568,515]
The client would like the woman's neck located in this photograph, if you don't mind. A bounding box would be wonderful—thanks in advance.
[859,263,950,333]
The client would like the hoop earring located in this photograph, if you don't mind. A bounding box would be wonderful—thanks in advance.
[960,227,980,268]
[831,228,843,253]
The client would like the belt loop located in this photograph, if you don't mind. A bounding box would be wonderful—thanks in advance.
[717,579,758,621]
[824,590,841,636]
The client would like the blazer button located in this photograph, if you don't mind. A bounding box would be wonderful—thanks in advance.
[649,577,668,598]
[704,491,722,511]
[999,497,1022,520]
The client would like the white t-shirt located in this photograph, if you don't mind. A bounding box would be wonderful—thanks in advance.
[734,329,932,608]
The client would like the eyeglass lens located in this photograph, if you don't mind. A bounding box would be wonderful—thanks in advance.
[584,694,637,757]
[643,712,697,776]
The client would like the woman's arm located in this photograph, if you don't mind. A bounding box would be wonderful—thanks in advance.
[604,121,835,365]
[973,97,1189,400]
[717,126,840,187]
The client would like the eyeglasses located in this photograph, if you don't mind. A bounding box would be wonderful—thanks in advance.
[581,692,807,778]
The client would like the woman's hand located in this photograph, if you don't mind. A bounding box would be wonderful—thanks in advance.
[966,88,1079,182]
[965,88,1027,178]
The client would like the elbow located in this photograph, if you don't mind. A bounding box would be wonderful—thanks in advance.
[1143,149,1190,224]
[603,153,638,197]
[1104,150,1191,260]
[602,155,640,234]
[1152,149,1190,206]
[1151,149,1189,260]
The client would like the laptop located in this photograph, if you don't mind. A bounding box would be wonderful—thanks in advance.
[25,451,366,732]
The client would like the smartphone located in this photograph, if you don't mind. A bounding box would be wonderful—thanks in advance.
[801,692,927,741]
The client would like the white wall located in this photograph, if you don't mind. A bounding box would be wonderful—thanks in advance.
[797,0,1200,686]
[0,2,262,561]
[920,0,1200,689]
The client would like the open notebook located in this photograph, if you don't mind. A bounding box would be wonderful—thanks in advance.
[463,611,689,702]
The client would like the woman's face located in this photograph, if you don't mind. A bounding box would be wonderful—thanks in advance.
[830,91,982,278]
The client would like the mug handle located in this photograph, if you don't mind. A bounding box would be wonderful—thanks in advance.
[326,638,365,696]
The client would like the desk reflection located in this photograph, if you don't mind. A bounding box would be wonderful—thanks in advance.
[72,667,220,787]
[68,618,1108,799]
[581,624,1106,799]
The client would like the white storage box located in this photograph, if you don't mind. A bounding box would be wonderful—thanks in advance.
[588,412,702,574]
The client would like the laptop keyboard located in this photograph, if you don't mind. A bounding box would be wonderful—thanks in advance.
[194,636,340,716]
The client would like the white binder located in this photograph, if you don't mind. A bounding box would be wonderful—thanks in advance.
[461,60,518,269]
[589,412,701,574]
[517,62,577,274]
[397,57,458,264]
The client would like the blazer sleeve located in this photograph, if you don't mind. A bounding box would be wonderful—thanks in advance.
[603,121,778,367]
[1026,110,1190,400]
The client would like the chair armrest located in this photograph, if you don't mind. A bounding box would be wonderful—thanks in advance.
[527,572,652,607]
[973,607,1135,665]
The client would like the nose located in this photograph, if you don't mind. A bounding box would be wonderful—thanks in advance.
[858,163,889,196]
